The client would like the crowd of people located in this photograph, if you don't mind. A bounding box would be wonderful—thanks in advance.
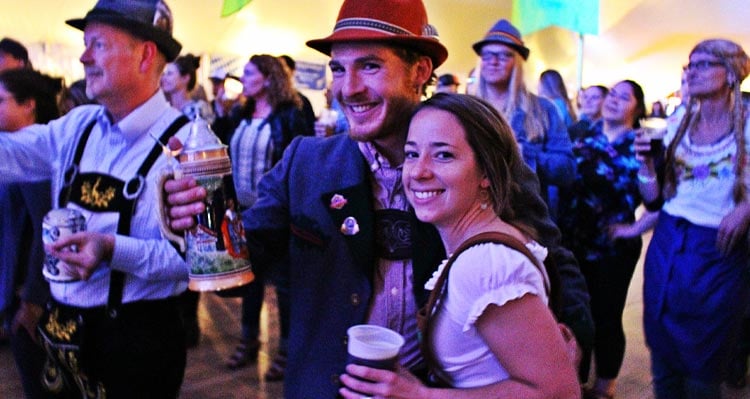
[1,0,749,398]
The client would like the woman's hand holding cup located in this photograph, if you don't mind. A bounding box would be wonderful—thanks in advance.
[636,118,667,162]
[340,325,406,397]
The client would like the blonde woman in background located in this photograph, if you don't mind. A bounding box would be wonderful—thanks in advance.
[636,38,750,398]
[471,19,575,217]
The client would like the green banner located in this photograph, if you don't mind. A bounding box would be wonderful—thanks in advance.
[221,0,252,17]
[512,0,599,35]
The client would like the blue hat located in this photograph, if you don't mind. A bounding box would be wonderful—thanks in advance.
[66,0,182,61]
[472,19,529,60]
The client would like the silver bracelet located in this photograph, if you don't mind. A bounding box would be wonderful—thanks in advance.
[637,173,657,184]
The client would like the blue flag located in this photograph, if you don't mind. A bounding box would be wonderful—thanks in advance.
[512,0,599,35]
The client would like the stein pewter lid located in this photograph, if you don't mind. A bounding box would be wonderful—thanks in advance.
[178,115,231,177]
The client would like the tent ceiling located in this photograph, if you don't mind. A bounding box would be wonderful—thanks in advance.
[3,0,749,100]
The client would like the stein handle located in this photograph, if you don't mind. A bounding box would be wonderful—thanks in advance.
[156,169,186,253]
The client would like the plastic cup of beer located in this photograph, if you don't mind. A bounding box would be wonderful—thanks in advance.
[346,324,404,370]
[639,117,668,156]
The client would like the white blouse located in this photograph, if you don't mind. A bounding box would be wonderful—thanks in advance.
[424,241,549,388]
[662,110,750,228]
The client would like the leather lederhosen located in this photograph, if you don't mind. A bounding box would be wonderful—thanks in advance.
[38,115,188,398]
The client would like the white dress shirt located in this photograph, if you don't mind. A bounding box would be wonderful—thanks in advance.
[0,91,191,307]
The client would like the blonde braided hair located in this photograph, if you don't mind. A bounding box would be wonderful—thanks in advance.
[663,39,750,204]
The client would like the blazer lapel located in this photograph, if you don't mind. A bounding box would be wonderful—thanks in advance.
[318,137,446,301]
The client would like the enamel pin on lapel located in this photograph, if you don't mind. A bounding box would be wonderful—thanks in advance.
[341,216,360,236]
[330,193,348,210]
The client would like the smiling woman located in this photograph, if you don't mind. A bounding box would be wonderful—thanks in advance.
[557,79,647,398]
[405,107,487,229]
[340,93,581,398]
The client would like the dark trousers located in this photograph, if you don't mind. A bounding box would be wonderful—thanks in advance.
[11,320,55,399]
[578,239,641,381]
[177,290,201,343]
[241,271,290,351]
[728,314,750,379]
[58,297,186,399]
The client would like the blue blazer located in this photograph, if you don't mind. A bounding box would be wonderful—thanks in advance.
[244,134,444,398]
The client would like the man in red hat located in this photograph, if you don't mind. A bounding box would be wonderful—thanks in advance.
[0,0,192,397]
[165,0,592,397]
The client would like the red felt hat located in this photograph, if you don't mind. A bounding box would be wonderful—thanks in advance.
[306,0,448,68]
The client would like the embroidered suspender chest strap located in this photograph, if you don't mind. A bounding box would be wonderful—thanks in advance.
[59,115,189,315]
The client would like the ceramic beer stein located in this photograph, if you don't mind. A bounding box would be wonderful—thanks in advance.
[42,208,87,282]
[157,115,254,291]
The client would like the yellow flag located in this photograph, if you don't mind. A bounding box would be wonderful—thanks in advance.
[221,0,252,17]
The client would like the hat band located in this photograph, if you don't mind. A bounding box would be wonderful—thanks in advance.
[485,31,524,46]
[333,17,416,37]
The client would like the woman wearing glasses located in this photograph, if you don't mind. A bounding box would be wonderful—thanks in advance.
[636,39,750,398]
[471,19,576,214]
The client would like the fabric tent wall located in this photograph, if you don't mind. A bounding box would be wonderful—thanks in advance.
[2,0,749,108]
[515,0,750,104]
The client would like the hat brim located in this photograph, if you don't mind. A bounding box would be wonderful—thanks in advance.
[66,14,182,62]
[307,29,448,68]
[439,80,459,86]
[472,39,529,60]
